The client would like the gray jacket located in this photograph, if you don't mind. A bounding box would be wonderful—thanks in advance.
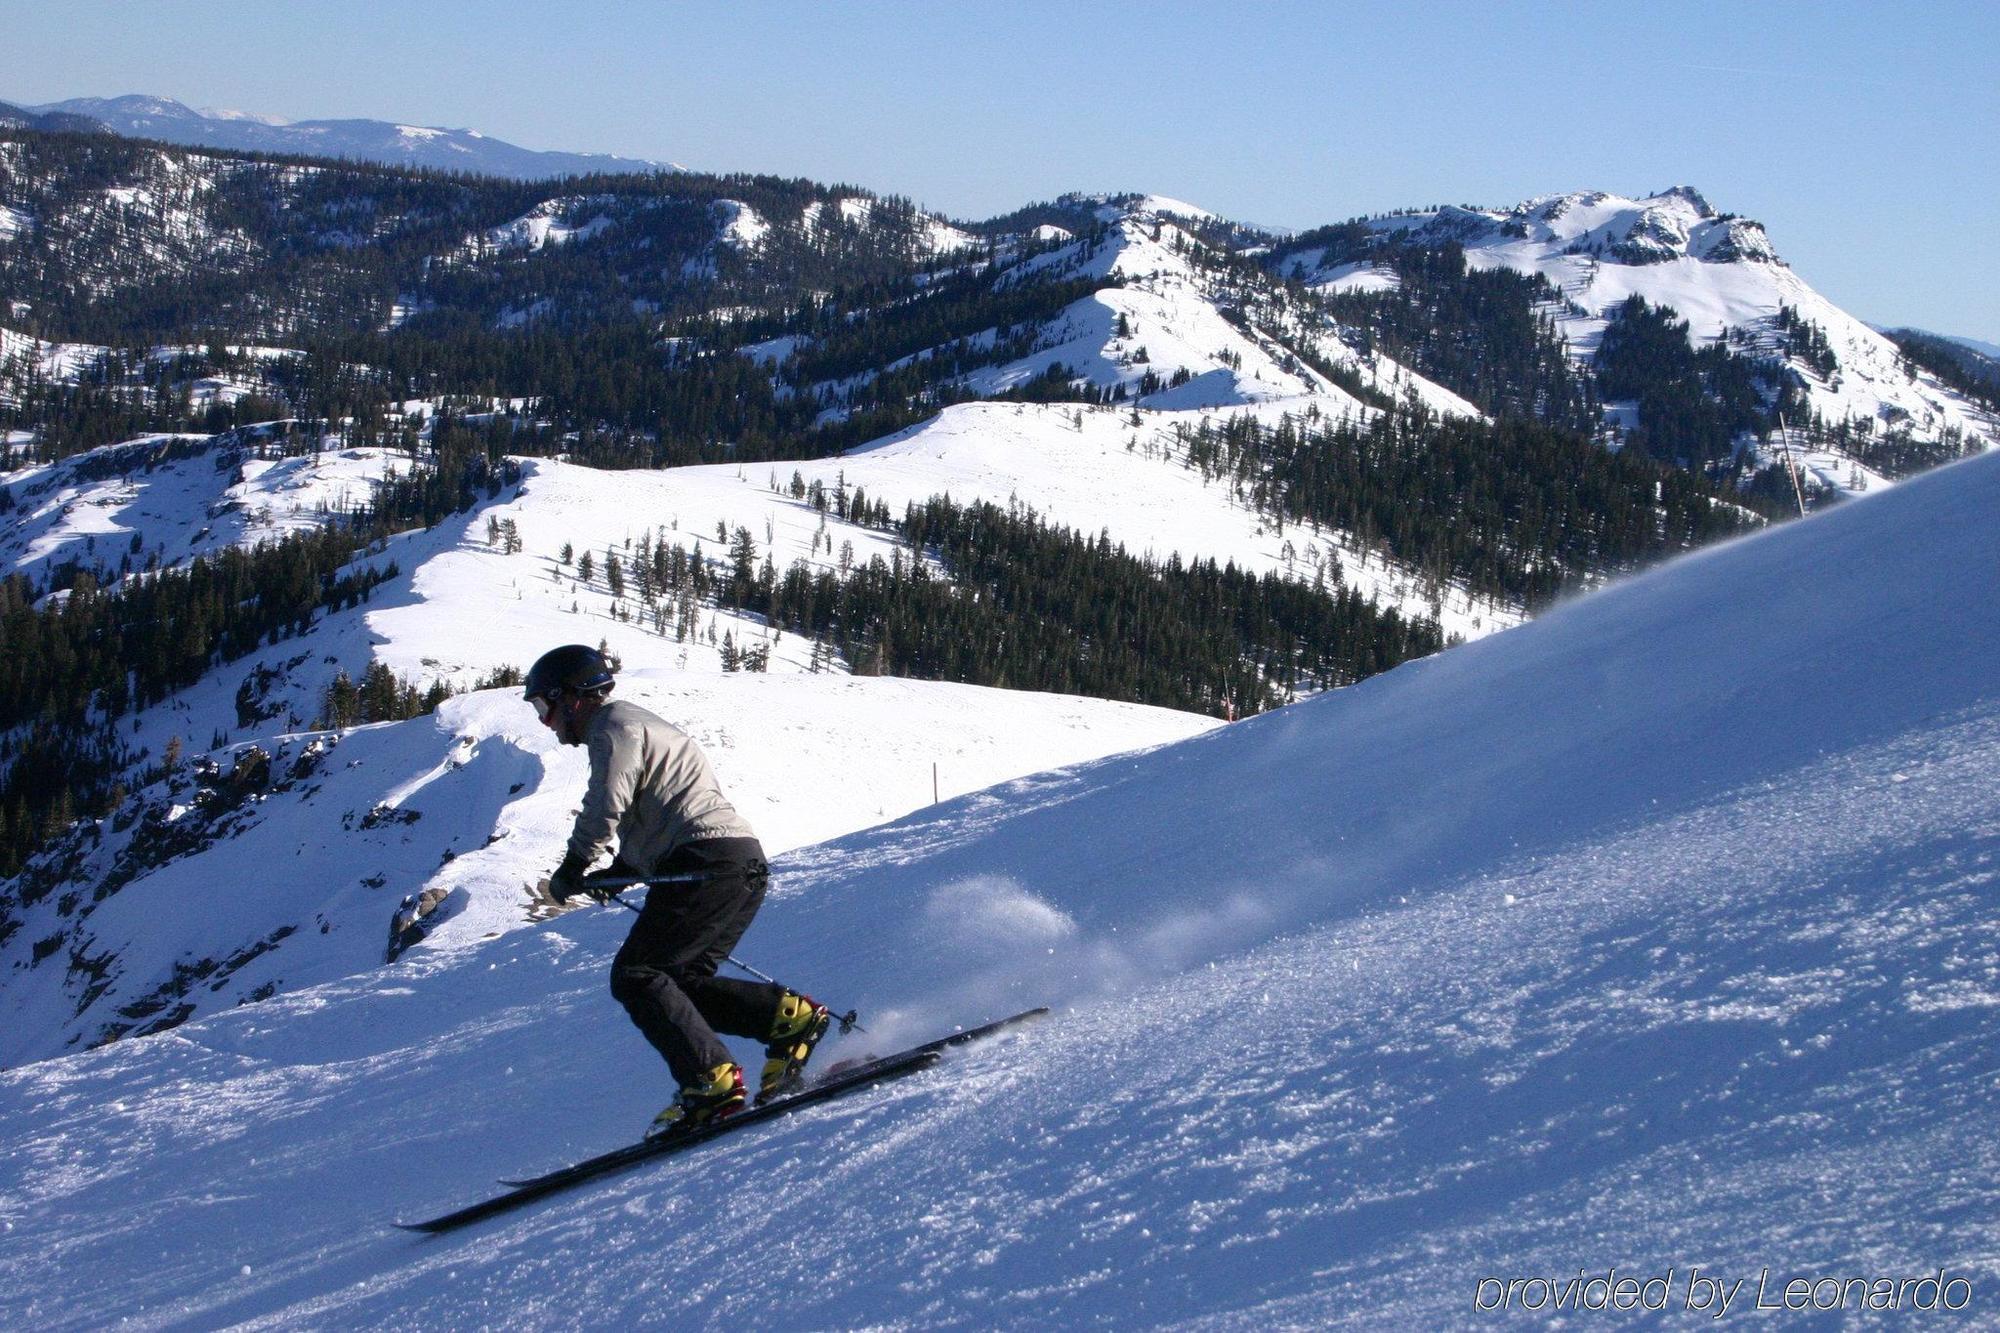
[566,699,755,870]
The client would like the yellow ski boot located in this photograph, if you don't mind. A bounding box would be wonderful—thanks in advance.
[646,1061,746,1139]
[759,992,832,1103]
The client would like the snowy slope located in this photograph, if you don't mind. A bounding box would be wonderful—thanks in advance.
[2,436,1994,1326]
[0,323,116,387]
[0,438,1220,1065]
[798,195,979,258]
[967,200,1480,420]
[741,197,1504,634]
[732,402,1510,640]
[0,672,1214,1070]
[771,197,1477,423]
[0,325,306,416]
[467,196,618,255]
[2,408,1513,671]
[0,435,396,591]
[1,394,1500,735]
[342,446,1505,700]
[1285,188,1999,490]
[386,431,1510,666]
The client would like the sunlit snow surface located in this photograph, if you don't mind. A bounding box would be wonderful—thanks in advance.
[2,449,1996,1326]
[0,439,398,589]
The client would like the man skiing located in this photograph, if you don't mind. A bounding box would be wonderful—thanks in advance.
[526,644,830,1136]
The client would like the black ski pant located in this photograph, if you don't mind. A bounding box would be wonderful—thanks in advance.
[608,837,786,1089]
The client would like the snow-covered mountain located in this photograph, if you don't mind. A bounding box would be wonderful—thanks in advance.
[925,198,1480,420]
[17,94,677,179]
[0,135,966,341]
[1278,188,1998,492]
[0,184,1524,632]
[5,125,1996,1096]
[1,437,1993,1327]
[4,123,1991,489]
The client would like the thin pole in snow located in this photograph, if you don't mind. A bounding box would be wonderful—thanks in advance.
[933,762,939,805]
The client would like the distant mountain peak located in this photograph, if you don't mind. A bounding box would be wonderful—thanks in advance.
[18,92,678,181]
[1269,184,1994,474]
[1651,184,1717,217]
[1468,188,1779,266]
[67,93,203,119]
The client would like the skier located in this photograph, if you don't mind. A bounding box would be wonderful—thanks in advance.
[526,644,831,1136]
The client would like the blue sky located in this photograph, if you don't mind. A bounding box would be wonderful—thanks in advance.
[3,0,1995,341]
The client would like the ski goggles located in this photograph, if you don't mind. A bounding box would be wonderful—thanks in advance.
[528,693,555,723]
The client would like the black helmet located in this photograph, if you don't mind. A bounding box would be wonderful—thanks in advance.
[524,644,616,704]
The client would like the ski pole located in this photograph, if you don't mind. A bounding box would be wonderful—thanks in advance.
[584,871,721,893]
[718,946,863,1034]
[591,871,723,911]
[724,952,780,985]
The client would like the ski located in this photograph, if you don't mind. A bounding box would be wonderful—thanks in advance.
[395,1006,1048,1234]
[491,1045,941,1191]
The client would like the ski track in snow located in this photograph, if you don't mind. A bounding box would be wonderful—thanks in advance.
[0,451,1997,1327]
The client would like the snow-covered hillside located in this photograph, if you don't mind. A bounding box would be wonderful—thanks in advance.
[745,194,1478,424]
[1,323,121,388]
[1,325,302,415]
[633,402,1514,642]
[0,671,1214,1070]
[960,199,1480,420]
[1284,188,1999,491]
[466,196,618,256]
[0,421,1505,706]
[0,435,1221,1066]
[0,433,388,590]
[2,433,1994,1326]
[731,195,1508,634]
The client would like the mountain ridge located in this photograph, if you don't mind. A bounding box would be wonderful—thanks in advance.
[16,92,680,180]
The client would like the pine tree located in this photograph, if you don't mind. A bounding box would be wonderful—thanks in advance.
[322,671,359,729]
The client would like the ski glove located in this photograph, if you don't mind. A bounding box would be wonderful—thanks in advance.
[543,853,591,904]
[543,858,634,905]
